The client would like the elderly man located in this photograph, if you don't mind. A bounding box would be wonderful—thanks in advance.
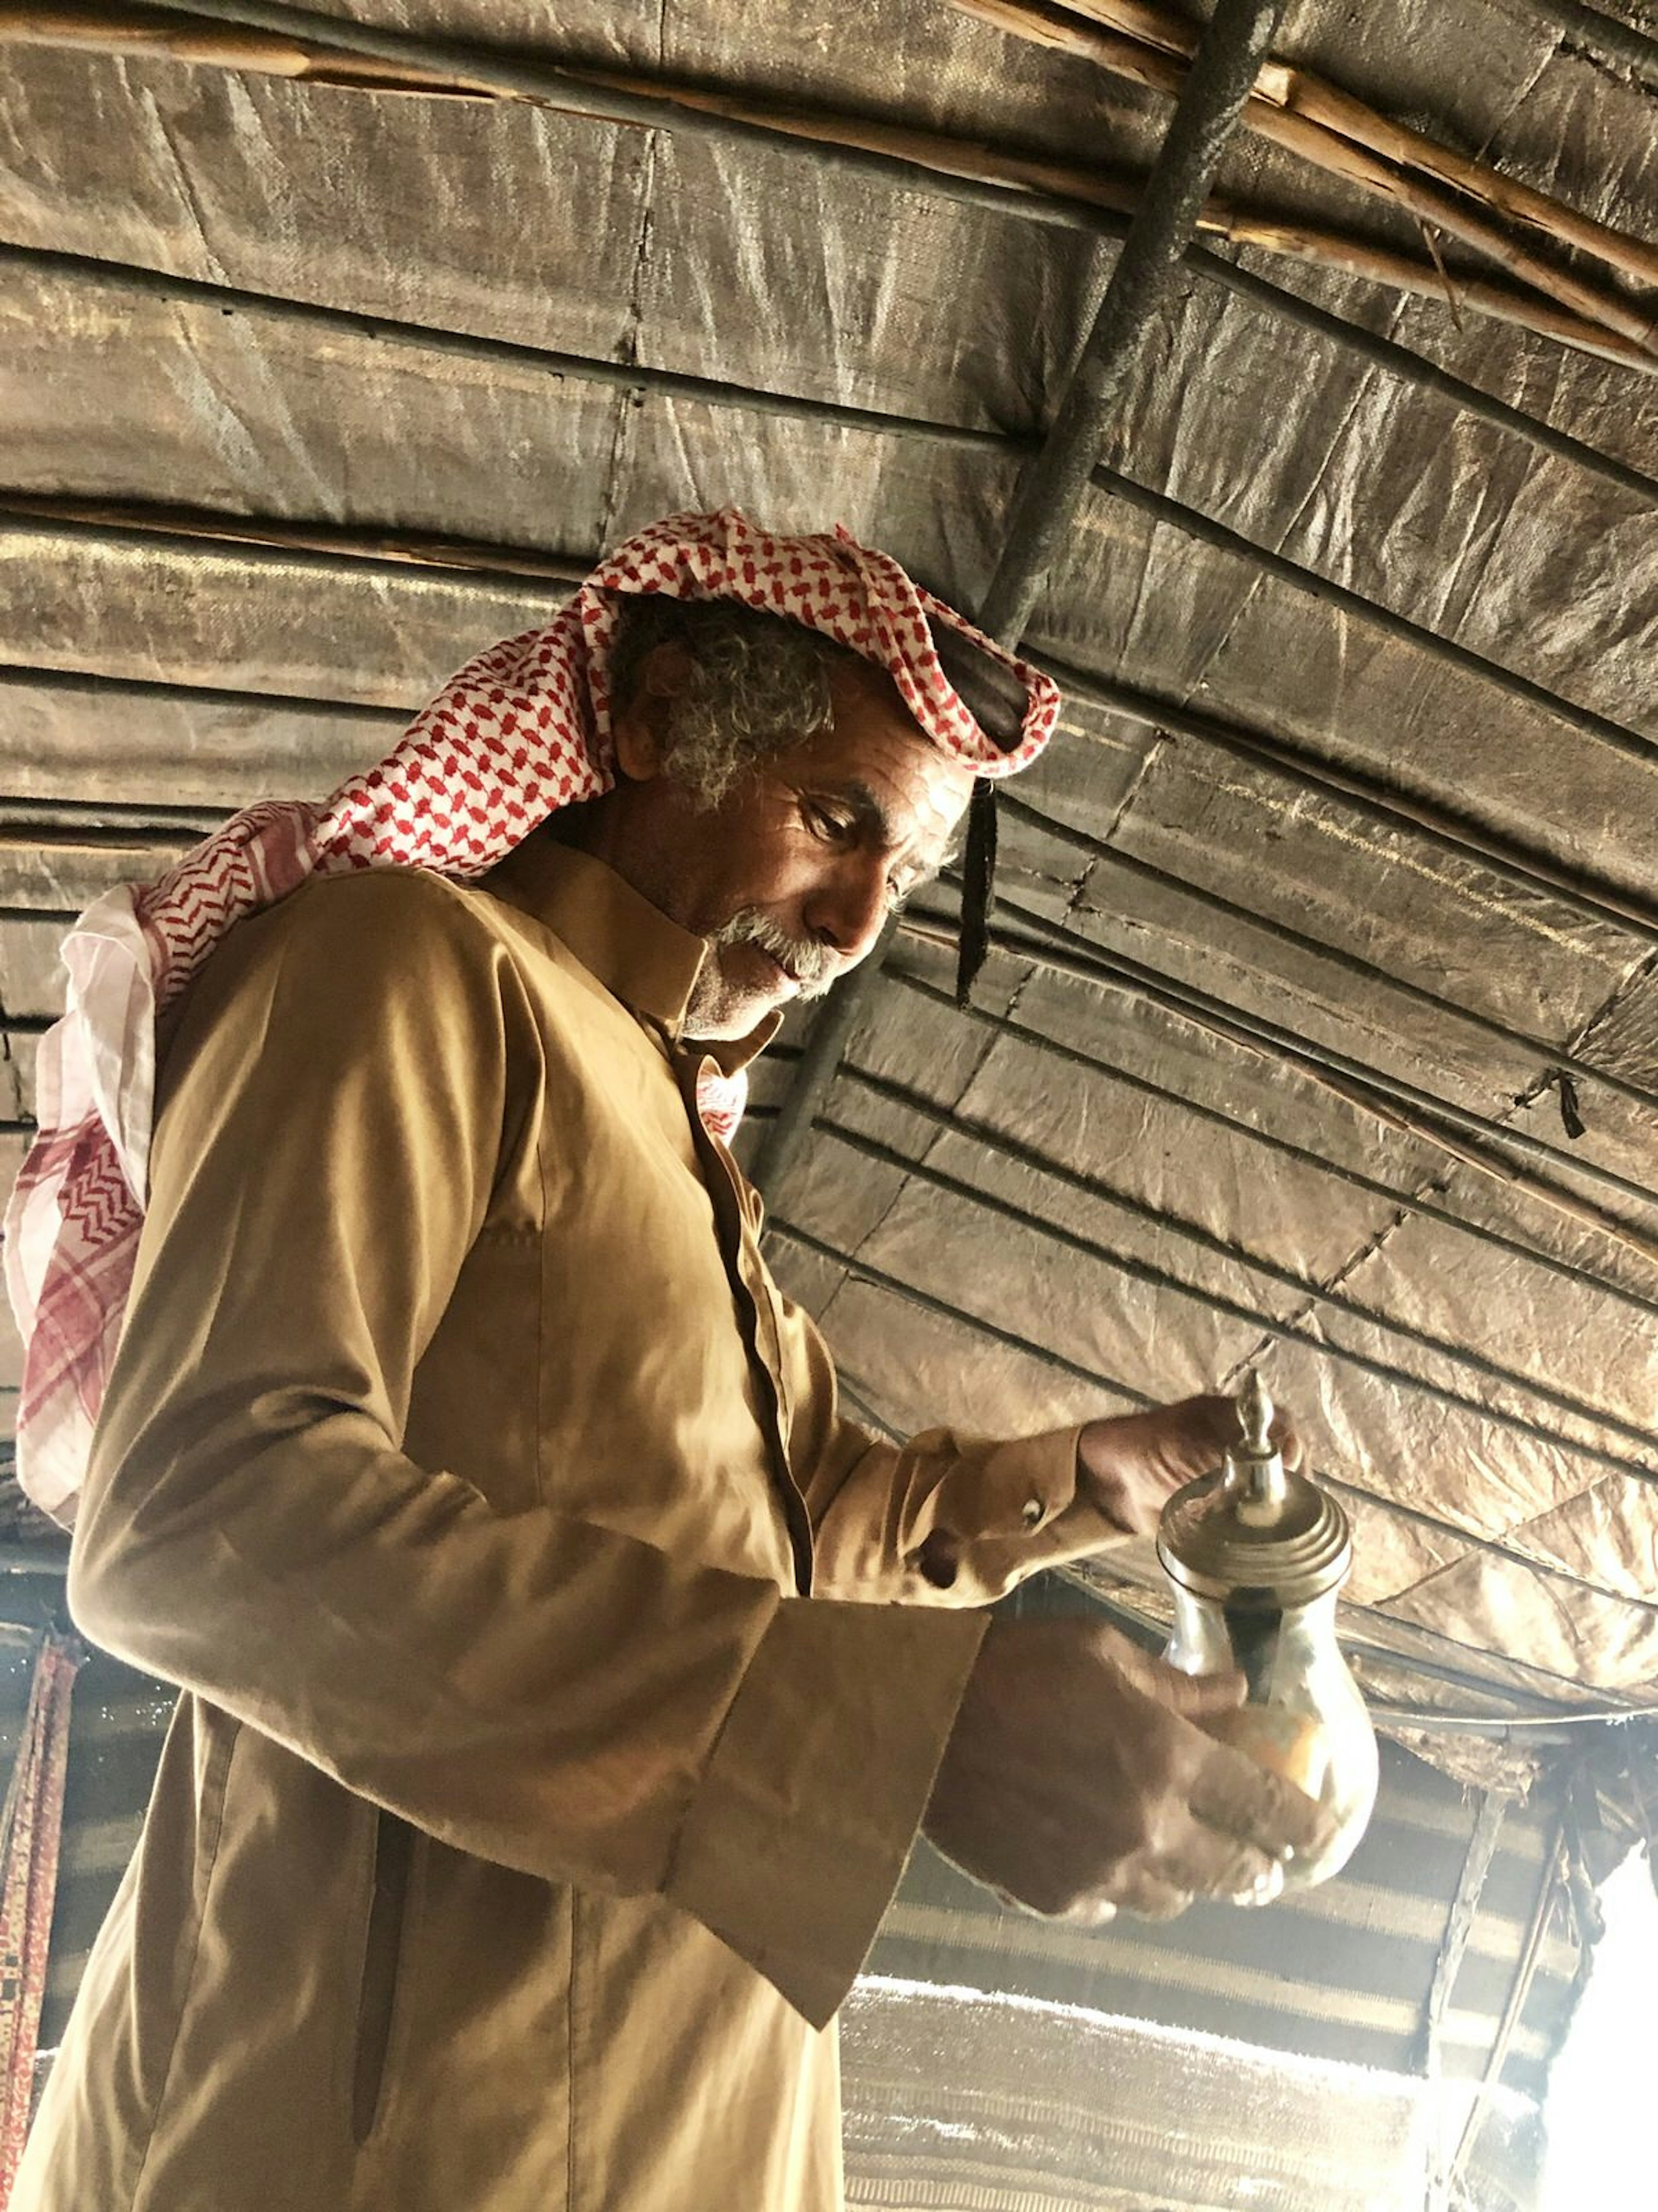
[8,513,1320,2212]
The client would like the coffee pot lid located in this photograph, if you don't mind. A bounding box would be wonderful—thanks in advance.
[1156,1373,1351,1607]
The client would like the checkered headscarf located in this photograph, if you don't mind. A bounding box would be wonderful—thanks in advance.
[3,509,1059,1521]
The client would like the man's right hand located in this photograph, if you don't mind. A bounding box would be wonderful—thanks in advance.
[923,1616,1334,1921]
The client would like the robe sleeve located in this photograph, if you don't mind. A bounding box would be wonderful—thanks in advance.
[767,1262,1135,1603]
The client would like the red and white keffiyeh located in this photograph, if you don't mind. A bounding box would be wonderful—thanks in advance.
[3,508,1059,1523]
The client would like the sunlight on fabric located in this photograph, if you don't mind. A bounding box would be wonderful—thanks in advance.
[1541,1845,1658,2206]
[842,1974,1538,2211]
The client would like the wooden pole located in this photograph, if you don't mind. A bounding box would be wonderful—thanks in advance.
[3,0,1652,371]
[949,0,1658,352]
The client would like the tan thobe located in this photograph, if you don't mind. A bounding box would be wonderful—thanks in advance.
[15,840,1113,2212]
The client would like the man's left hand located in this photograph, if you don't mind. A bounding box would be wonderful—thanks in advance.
[1075,1394,1303,1541]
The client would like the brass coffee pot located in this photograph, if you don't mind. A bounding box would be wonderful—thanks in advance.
[1157,1372,1378,1887]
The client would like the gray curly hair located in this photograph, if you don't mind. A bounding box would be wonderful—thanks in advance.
[608,595,868,807]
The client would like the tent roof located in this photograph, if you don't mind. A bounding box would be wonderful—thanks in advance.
[10,5,1658,2201]
[3,0,1657,1724]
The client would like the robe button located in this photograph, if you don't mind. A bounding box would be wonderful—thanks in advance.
[1021,1496,1045,1529]
[909,1531,959,1589]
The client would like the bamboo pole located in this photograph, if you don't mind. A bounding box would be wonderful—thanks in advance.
[949,0,1658,352]
[0,491,587,584]
[547,63,1658,365]
[981,0,1658,291]
[1252,63,1658,294]
[3,1,1653,372]
[1197,216,1653,370]
[0,1,459,88]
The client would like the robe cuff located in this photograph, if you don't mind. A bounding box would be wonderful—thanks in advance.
[665,1596,987,2029]
[958,1422,1091,1544]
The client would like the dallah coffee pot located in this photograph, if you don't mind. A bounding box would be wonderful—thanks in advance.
[1157,1372,1378,1887]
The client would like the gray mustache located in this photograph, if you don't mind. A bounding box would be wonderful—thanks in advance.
[709,912,836,994]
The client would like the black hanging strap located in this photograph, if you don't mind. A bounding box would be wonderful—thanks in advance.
[955,777,998,1008]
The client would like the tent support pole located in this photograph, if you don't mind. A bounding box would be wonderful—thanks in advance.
[752,0,1287,1199]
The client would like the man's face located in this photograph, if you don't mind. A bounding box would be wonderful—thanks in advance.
[613,659,975,1040]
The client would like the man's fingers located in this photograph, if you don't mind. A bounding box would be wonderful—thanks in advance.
[1158,1819,1283,1904]
[1154,1663,1249,1723]
[1270,1411,1304,1471]
[993,1883,1118,1926]
[933,1615,1334,1935]
[1174,1393,1301,1476]
[1111,1872,1194,1921]
[1051,1893,1120,1929]
[1230,1859,1286,1908]
[1189,1737,1332,1861]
